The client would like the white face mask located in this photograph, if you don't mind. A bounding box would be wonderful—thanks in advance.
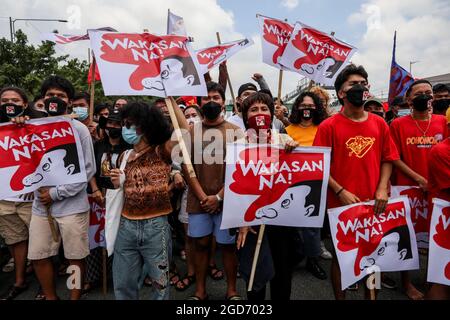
[188,117,201,125]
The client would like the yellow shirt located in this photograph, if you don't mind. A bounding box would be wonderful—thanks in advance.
[285,124,318,146]
[446,106,450,124]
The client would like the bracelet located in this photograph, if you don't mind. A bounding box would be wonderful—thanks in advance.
[336,187,345,196]
[216,194,223,202]
[92,189,100,193]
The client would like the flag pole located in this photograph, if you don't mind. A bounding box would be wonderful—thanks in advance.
[216,32,238,114]
[167,8,170,34]
[277,69,284,106]
[165,97,196,178]
[248,224,265,292]
[89,52,96,122]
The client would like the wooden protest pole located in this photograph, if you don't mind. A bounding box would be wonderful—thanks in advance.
[277,69,284,106]
[89,53,96,122]
[165,97,196,178]
[45,203,59,242]
[216,32,238,114]
[248,224,266,292]
[102,248,108,295]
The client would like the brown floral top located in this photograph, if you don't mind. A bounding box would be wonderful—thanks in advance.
[122,145,172,220]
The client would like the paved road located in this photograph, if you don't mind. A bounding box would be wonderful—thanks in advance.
[0,239,427,300]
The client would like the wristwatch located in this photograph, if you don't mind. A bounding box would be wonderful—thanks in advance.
[215,194,223,202]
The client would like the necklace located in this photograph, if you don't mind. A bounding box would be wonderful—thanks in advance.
[410,114,431,137]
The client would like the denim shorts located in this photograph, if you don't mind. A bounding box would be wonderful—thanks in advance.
[188,212,236,245]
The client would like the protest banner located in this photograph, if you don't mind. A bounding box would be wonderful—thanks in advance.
[279,21,357,86]
[392,186,430,248]
[257,14,294,70]
[328,197,419,290]
[196,38,254,74]
[89,31,207,97]
[167,9,187,36]
[427,198,450,286]
[88,196,106,250]
[40,27,117,44]
[221,144,331,229]
[0,116,87,199]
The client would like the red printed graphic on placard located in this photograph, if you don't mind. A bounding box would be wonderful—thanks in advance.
[336,201,411,276]
[99,33,190,91]
[0,121,79,192]
[290,26,353,79]
[262,18,293,65]
[400,187,430,234]
[229,146,324,222]
[433,206,450,279]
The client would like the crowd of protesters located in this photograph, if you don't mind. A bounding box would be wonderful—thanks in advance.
[0,61,449,301]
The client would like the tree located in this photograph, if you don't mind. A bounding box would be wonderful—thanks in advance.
[0,31,155,105]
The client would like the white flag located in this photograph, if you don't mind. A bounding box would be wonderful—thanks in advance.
[167,10,187,36]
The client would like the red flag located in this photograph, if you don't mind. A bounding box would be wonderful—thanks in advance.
[87,62,101,84]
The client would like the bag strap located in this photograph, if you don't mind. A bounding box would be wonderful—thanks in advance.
[119,149,132,171]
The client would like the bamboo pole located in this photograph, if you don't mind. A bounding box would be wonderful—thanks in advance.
[165,97,196,178]
[89,53,96,122]
[247,224,266,292]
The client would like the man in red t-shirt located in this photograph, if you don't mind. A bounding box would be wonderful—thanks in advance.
[390,79,448,300]
[425,120,450,300]
[313,64,399,300]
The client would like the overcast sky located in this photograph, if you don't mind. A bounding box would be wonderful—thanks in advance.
[1,0,449,100]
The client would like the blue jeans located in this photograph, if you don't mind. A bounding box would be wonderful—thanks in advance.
[298,227,321,258]
[113,215,170,300]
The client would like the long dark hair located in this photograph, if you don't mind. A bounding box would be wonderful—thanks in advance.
[120,102,172,146]
[289,92,327,126]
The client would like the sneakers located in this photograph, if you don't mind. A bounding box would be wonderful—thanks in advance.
[306,257,327,280]
[320,241,333,260]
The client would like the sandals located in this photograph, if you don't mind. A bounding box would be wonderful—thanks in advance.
[187,294,209,300]
[226,294,243,301]
[0,283,29,300]
[2,257,14,273]
[35,287,46,300]
[208,264,224,281]
[175,274,196,292]
[169,270,181,286]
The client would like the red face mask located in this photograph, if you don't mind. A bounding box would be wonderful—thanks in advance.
[247,114,272,130]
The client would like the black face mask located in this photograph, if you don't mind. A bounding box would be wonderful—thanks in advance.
[0,103,25,119]
[44,96,68,116]
[345,84,369,107]
[202,101,222,120]
[371,111,384,118]
[432,98,450,113]
[412,94,432,112]
[299,108,316,120]
[105,127,122,139]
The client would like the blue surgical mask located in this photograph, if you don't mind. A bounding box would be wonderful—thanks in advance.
[73,107,89,121]
[122,125,142,145]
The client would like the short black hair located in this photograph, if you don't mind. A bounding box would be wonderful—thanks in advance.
[120,101,172,146]
[184,105,203,118]
[273,97,284,105]
[334,64,368,105]
[197,81,225,105]
[0,86,29,104]
[259,89,273,99]
[433,83,450,94]
[94,103,111,116]
[241,92,274,129]
[289,92,327,126]
[40,75,75,100]
[33,94,44,103]
[405,79,432,98]
[73,92,90,105]
[153,98,166,106]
